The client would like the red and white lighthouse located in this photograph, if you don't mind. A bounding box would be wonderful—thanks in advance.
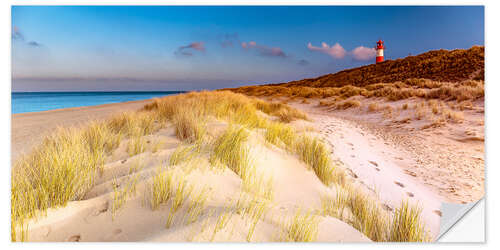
[375,40,385,63]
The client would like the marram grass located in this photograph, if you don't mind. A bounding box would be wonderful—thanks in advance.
[281,208,320,242]
[321,185,429,242]
[12,90,431,242]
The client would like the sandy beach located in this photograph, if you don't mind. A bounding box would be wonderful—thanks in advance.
[11,90,483,242]
[12,99,153,162]
[13,92,381,242]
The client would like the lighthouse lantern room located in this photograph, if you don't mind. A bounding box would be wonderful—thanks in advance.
[375,40,385,63]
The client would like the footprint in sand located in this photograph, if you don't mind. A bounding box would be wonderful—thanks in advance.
[406,192,414,197]
[368,161,378,167]
[92,201,109,216]
[121,159,127,164]
[67,234,81,242]
[404,170,417,177]
[347,142,354,147]
[394,181,405,188]
[434,210,443,217]
[382,204,394,212]
[113,229,122,235]
[375,167,380,171]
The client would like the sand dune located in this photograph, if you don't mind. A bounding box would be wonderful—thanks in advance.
[11,99,152,162]
[12,91,440,242]
[22,122,369,242]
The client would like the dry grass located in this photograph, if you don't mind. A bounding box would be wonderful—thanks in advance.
[229,46,483,92]
[390,201,428,242]
[169,145,197,166]
[281,208,320,242]
[149,170,175,210]
[11,126,106,241]
[264,121,296,149]
[229,78,483,105]
[241,167,274,200]
[243,198,269,242]
[185,187,210,225]
[166,176,194,228]
[127,135,147,156]
[12,90,430,242]
[11,91,310,241]
[111,175,139,219]
[336,99,361,110]
[321,185,429,242]
[210,126,251,176]
[368,103,379,112]
[294,136,343,186]
[211,208,233,241]
[172,110,205,143]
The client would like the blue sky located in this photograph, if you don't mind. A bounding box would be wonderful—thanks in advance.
[11,6,484,91]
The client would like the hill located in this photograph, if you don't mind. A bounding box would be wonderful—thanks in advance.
[280,46,484,88]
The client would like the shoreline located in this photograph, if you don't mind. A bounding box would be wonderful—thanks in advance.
[11,98,155,162]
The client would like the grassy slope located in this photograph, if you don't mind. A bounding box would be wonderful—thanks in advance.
[282,46,484,88]
[12,91,429,242]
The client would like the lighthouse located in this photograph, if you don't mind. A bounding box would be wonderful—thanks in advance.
[375,40,385,63]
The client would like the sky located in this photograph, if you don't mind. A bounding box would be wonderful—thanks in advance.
[11,6,484,92]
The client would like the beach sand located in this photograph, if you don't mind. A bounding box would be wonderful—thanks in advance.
[13,92,483,242]
[12,97,372,242]
[11,99,152,162]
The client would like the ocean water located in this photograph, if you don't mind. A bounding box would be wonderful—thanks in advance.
[12,91,184,114]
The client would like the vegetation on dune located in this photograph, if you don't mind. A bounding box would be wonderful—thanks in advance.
[230,78,484,104]
[321,185,429,242]
[227,47,484,108]
[281,208,320,242]
[285,46,483,88]
[12,90,430,242]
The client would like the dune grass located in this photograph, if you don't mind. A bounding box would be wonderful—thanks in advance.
[293,136,343,186]
[111,175,139,219]
[171,110,205,143]
[149,170,175,210]
[281,208,320,242]
[169,145,197,166]
[12,90,431,242]
[166,177,194,228]
[264,121,296,149]
[230,78,484,104]
[241,166,274,200]
[211,208,233,241]
[321,185,429,242]
[11,126,106,241]
[11,91,309,241]
[185,187,210,225]
[210,126,251,176]
[244,198,269,242]
[127,135,147,156]
[390,201,428,242]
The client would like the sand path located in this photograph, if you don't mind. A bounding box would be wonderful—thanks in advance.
[290,104,444,237]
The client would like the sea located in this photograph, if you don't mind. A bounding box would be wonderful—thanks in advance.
[11,91,184,114]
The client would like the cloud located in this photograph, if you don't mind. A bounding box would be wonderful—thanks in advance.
[27,41,42,47]
[352,46,376,61]
[241,41,287,58]
[12,26,44,48]
[179,42,205,52]
[307,42,346,59]
[12,26,25,41]
[175,41,205,57]
[298,59,309,66]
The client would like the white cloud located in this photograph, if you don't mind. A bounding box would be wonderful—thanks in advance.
[307,42,346,59]
[352,46,376,61]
